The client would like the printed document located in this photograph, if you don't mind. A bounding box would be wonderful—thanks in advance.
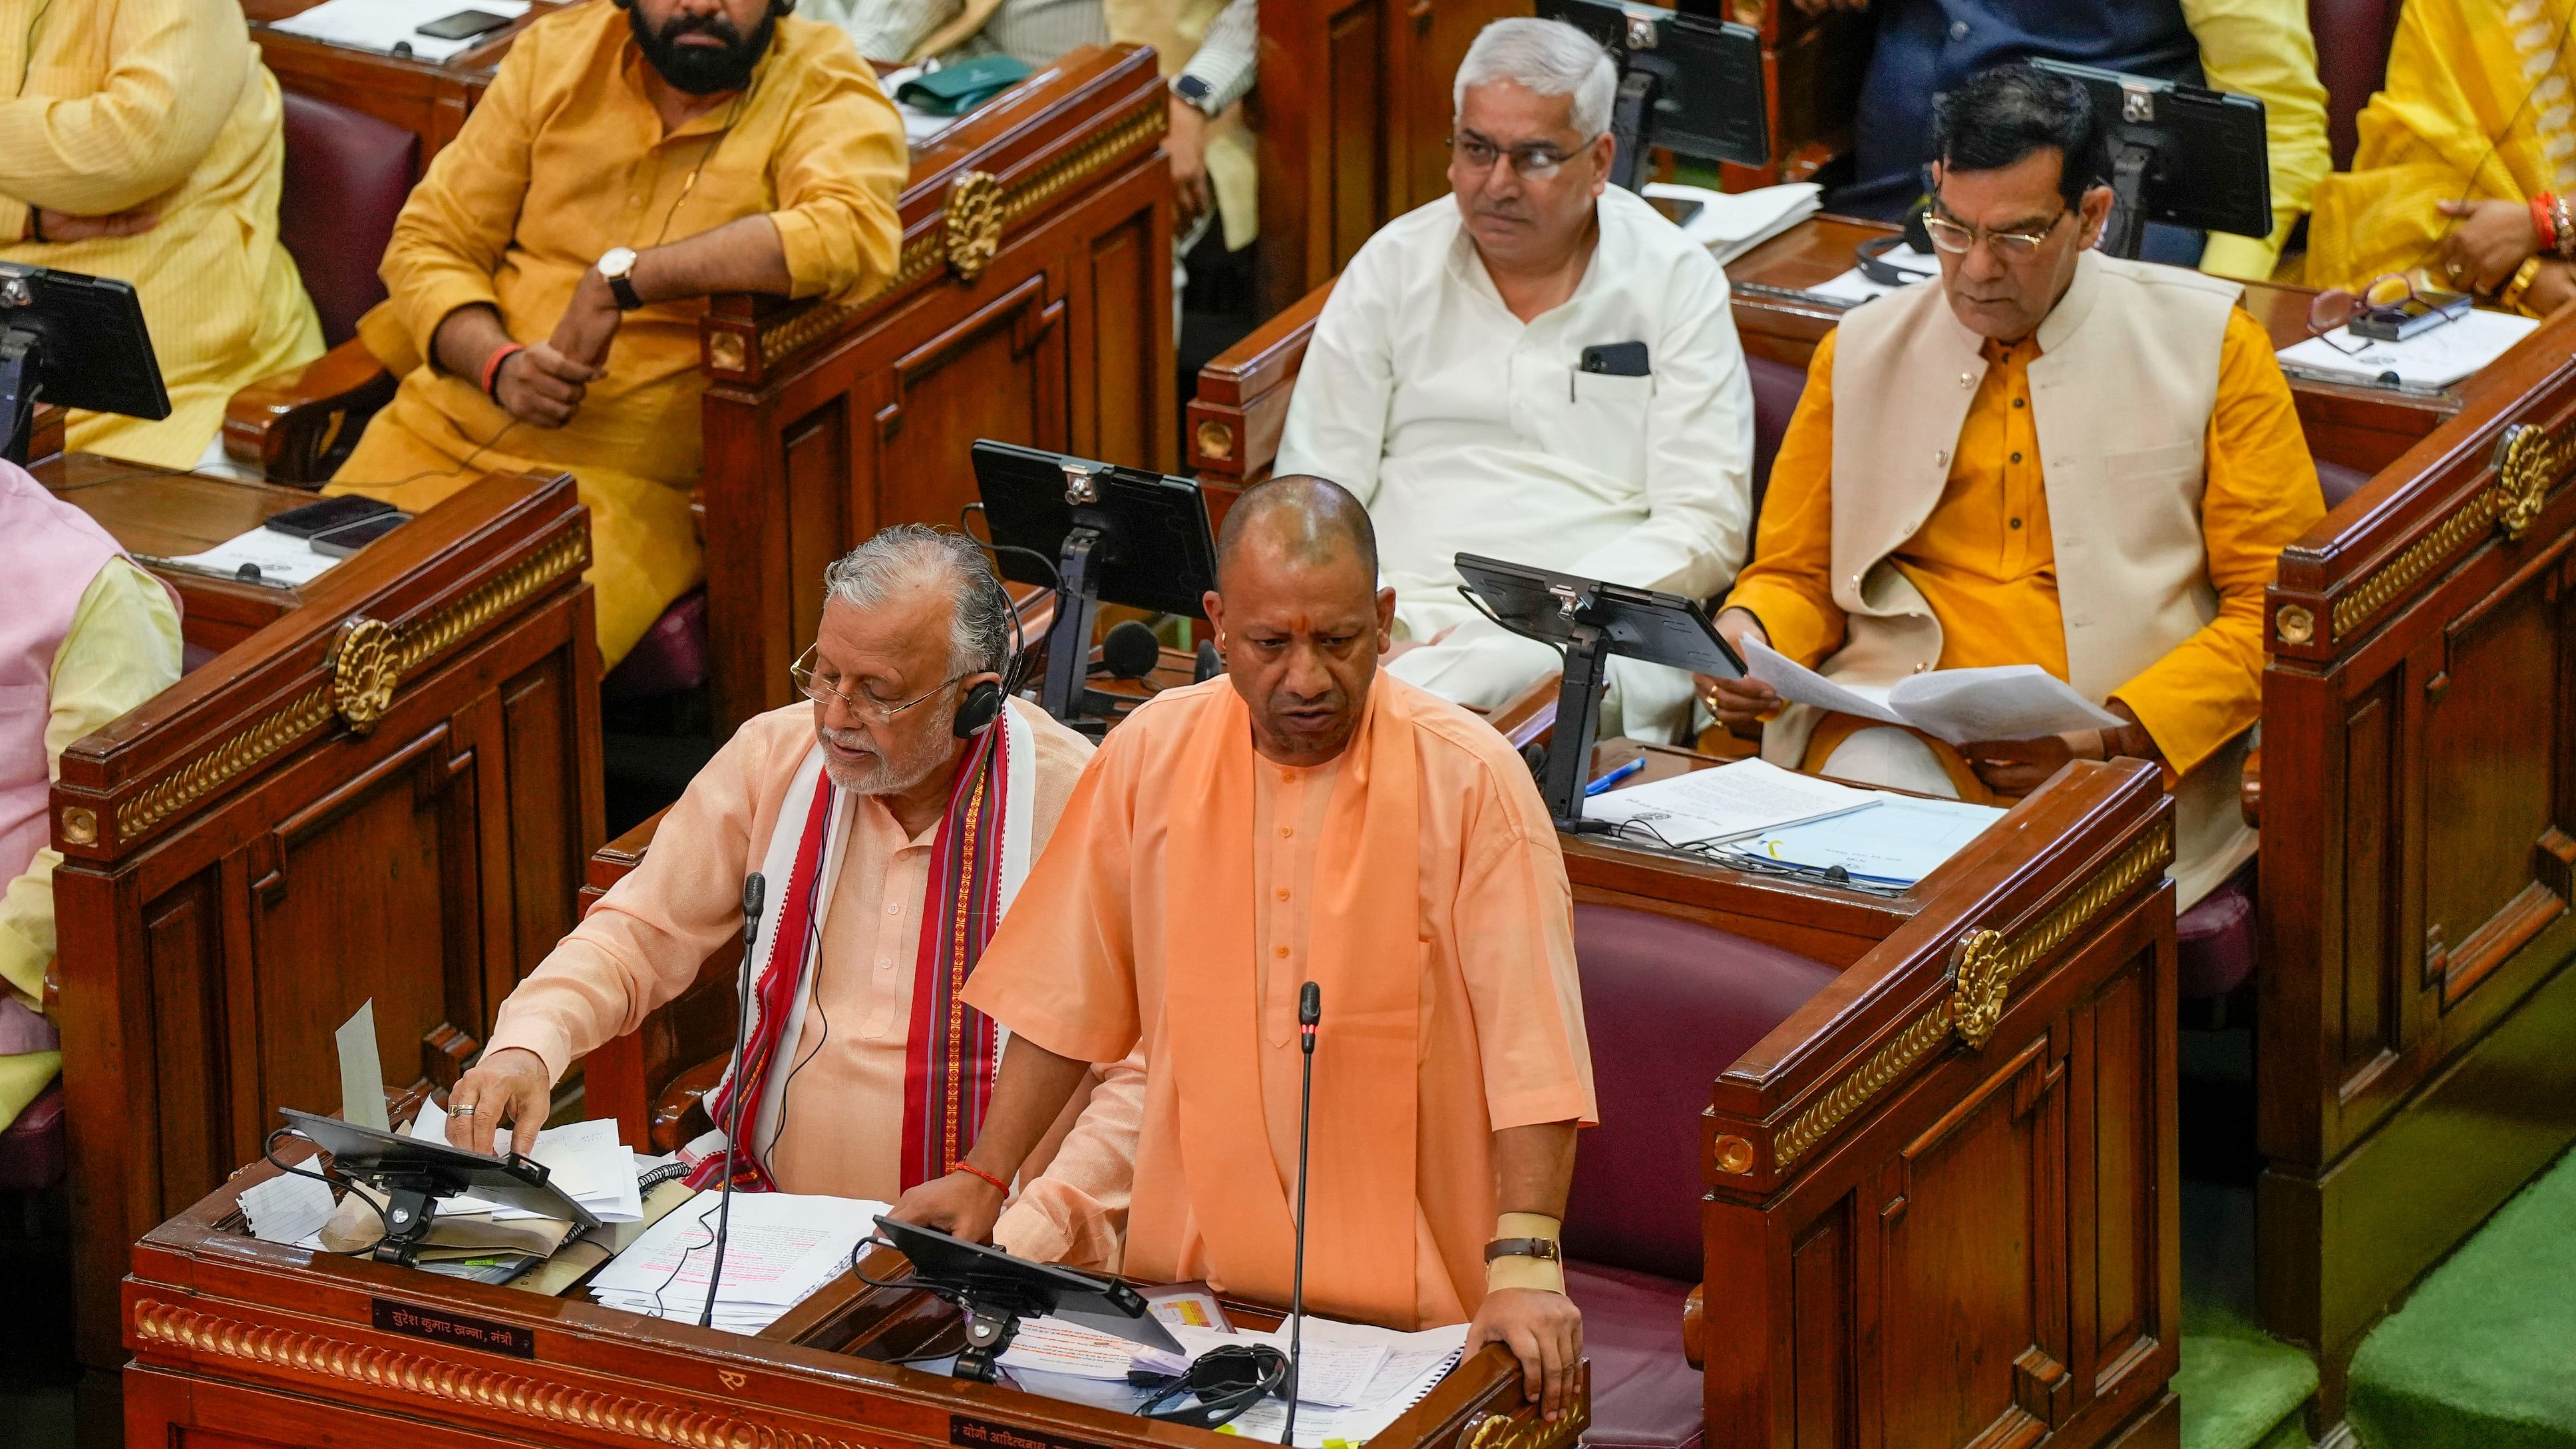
[268,0,534,65]
[2276,307,2538,389]
[1640,182,1821,265]
[1581,756,1881,845]
[1725,793,2007,886]
[592,1191,881,1333]
[1744,636,2121,745]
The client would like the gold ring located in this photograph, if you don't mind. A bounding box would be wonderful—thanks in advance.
[2448,261,2465,279]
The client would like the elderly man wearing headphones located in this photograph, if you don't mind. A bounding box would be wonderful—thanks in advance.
[323,0,907,669]
[448,527,1098,1204]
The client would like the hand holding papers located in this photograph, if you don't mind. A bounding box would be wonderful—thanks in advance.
[1581,757,1881,846]
[411,1099,642,1224]
[1742,636,2121,745]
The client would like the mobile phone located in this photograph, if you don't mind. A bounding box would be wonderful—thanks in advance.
[265,495,396,539]
[2349,289,2473,342]
[1578,341,1651,377]
[415,9,512,41]
[311,512,411,558]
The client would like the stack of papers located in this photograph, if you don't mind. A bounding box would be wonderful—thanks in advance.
[1803,243,1938,306]
[240,1171,338,1245]
[267,0,532,65]
[411,1100,644,1224]
[166,526,340,587]
[2276,307,2539,389]
[1223,1325,1468,1448]
[1723,793,2005,886]
[1581,757,1881,846]
[590,1191,882,1333]
[1743,637,2120,745]
[1642,182,1821,266]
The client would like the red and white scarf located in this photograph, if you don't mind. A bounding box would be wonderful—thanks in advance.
[683,704,1037,1193]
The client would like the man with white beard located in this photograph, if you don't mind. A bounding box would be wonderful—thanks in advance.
[445,526,1093,1202]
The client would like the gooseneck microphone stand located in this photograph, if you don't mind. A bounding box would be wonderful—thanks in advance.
[1283,982,1321,1446]
[700,873,767,1329]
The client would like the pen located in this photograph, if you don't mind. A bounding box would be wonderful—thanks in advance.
[1584,757,1646,797]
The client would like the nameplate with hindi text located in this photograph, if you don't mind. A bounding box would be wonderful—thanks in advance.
[371,1298,537,1358]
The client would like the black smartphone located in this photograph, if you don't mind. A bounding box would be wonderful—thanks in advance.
[265,495,396,539]
[311,513,411,558]
[1578,341,1651,377]
[2349,290,2473,342]
[415,8,512,41]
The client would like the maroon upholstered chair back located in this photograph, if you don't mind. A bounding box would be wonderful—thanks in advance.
[2311,0,2402,169]
[1561,904,1840,1281]
[1746,352,1807,521]
[2317,457,2372,509]
[278,93,419,348]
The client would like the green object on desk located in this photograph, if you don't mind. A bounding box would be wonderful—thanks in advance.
[896,55,1032,115]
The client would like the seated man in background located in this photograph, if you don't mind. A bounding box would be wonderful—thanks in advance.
[1835,0,2330,280]
[445,528,1096,1205]
[893,479,1595,1422]
[1276,17,1753,741]
[328,0,905,668]
[1703,65,2322,909]
[1,461,181,1132]
[0,0,321,469]
[807,0,1105,69]
[2306,0,2576,315]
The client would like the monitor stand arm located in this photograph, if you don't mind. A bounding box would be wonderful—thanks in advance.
[950,1291,1039,1382]
[1607,67,1658,194]
[0,327,42,468]
[2100,138,2155,260]
[1539,616,1610,833]
[1039,525,1106,724]
[367,1175,439,1267]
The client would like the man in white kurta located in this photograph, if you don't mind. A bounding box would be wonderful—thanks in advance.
[445,529,1092,1201]
[1275,18,1753,741]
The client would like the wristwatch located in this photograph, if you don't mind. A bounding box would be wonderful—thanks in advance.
[1172,73,1219,118]
[596,246,644,311]
[1483,1237,1563,1265]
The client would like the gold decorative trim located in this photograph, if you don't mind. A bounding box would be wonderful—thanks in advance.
[755,100,1169,367]
[113,685,332,841]
[110,526,586,847]
[2274,604,2314,646]
[705,329,747,374]
[1769,823,2173,1168]
[2330,419,2570,640]
[1195,417,1237,463]
[943,170,1004,281]
[328,618,401,736]
[1710,1134,1755,1175]
[57,807,95,847]
[132,1299,864,1449]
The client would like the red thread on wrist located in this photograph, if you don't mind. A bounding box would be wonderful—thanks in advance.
[481,341,527,401]
[954,1161,1010,1195]
[2537,195,2559,254]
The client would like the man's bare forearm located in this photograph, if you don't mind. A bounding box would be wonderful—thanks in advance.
[961,1035,1095,1182]
[629,214,793,302]
[430,304,513,379]
[1493,1122,1578,1218]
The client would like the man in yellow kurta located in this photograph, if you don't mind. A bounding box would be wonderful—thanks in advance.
[0,0,322,469]
[1703,65,2322,909]
[2306,0,2576,315]
[327,0,906,667]
[891,479,1596,1421]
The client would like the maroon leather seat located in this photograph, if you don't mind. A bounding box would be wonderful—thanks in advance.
[2178,863,2260,998]
[278,92,419,348]
[2310,0,2402,170]
[1563,904,1840,1449]
[601,588,711,702]
[2318,456,2372,509]
[0,1082,66,1193]
[1745,352,1807,517]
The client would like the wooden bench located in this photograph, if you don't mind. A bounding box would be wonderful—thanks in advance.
[40,459,602,1388]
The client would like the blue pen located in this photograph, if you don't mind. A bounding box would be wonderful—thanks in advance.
[1584,757,1646,797]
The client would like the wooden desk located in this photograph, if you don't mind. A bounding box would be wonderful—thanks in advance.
[244,0,558,172]
[41,458,604,1384]
[123,1154,1573,1449]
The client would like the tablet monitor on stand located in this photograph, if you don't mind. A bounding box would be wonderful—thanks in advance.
[0,263,170,467]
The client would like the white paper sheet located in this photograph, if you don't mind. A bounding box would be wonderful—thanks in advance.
[166,525,340,587]
[1801,246,1937,306]
[1218,1326,1468,1448]
[2275,307,2539,389]
[1725,793,2007,885]
[1640,182,1821,265]
[240,1172,338,1245]
[1744,637,2120,745]
[592,1192,881,1333]
[1581,755,1881,845]
[878,65,967,144]
[335,1000,389,1132]
[267,0,533,64]
[410,1102,644,1223]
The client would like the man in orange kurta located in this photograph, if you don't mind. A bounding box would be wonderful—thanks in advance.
[890,479,1596,1420]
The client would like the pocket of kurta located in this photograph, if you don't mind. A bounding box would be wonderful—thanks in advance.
[1564,371,1655,482]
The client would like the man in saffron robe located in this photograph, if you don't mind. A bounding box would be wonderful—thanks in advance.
[891,477,1596,1420]
[446,528,1092,1203]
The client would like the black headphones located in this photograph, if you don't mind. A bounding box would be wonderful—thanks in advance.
[950,561,1021,739]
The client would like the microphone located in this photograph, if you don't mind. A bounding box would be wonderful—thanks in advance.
[1193,638,1222,684]
[701,871,766,1329]
[1095,619,1163,681]
[1283,982,1320,1446]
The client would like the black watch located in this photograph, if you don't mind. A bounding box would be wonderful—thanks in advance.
[597,246,644,311]
[1173,74,1218,117]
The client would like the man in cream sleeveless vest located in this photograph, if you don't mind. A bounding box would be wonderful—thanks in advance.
[1702,64,2324,907]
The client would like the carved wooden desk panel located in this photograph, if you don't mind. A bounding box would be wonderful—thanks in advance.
[244,0,556,171]
[696,44,1175,730]
[122,1163,1574,1449]
[2256,307,2576,1413]
[43,463,606,1377]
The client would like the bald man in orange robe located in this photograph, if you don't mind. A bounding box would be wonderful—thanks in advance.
[890,477,1595,1419]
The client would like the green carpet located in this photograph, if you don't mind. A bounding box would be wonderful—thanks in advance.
[2179,1179,2317,1449]
[2348,1146,2576,1449]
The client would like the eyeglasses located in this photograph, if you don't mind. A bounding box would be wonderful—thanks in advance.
[789,646,964,724]
[1133,1343,1288,1430]
[2306,273,2454,353]
[1446,132,1597,181]
[1921,205,2071,259]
